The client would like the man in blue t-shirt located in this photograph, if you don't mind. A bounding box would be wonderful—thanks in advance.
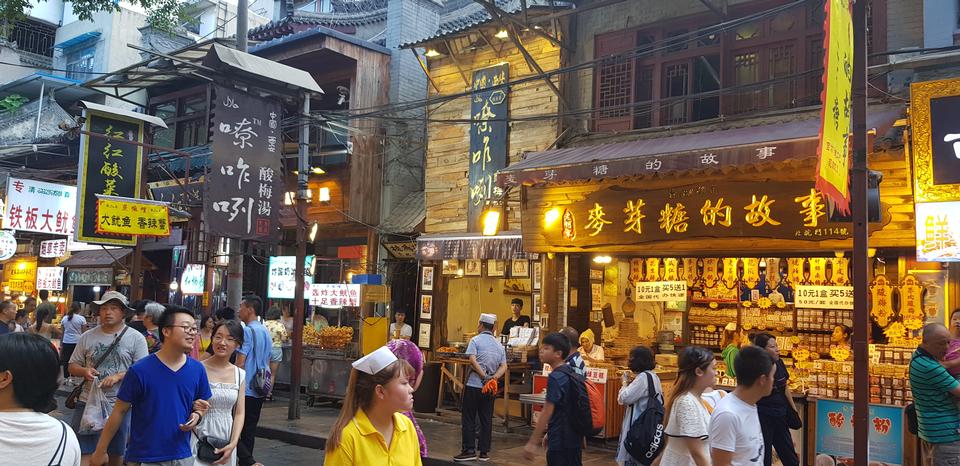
[524,332,584,466]
[236,295,272,466]
[91,305,211,466]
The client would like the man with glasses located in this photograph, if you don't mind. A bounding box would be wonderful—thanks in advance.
[91,305,212,466]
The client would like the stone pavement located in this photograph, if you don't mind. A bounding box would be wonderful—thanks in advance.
[256,397,619,466]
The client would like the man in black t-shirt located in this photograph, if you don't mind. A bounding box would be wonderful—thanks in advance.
[501,298,531,336]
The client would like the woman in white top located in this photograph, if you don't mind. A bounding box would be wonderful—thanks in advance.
[657,346,717,466]
[60,302,87,379]
[578,329,605,365]
[616,346,661,466]
[195,320,247,466]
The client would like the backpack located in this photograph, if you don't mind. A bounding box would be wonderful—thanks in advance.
[623,372,666,466]
[554,364,604,437]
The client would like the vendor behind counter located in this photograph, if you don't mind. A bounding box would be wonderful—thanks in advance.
[578,329,605,366]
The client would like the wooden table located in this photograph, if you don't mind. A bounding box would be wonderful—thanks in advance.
[435,356,531,432]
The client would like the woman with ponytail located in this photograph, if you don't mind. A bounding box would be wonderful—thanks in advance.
[60,302,86,379]
[657,346,717,466]
[324,346,420,466]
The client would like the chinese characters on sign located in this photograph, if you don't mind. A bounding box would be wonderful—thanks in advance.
[534,181,861,246]
[816,0,854,212]
[310,283,362,308]
[36,267,64,291]
[95,196,171,237]
[76,112,143,246]
[180,264,206,295]
[207,86,281,241]
[795,285,855,310]
[0,231,16,261]
[39,239,68,258]
[66,268,113,286]
[5,178,76,236]
[635,281,688,302]
[267,255,315,300]
[915,201,960,261]
[467,63,509,232]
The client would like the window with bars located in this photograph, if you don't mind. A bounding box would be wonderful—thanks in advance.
[148,88,210,150]
[592,0,886,132]
[65,45,96,81]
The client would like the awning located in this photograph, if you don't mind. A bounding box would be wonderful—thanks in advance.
[415,231,527,261]
[60,248,133,268]
[380,191,425,235]
[202,43,324,95]
[80,101,168,128]
[497,105,904,187]
[54,31,101,49]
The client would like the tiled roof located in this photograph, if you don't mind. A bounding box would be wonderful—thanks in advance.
[400,0,573,47]
[380,191,425,234]
[248,7,387,38]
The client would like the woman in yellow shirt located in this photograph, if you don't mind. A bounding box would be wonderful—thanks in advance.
[325,346,421,466]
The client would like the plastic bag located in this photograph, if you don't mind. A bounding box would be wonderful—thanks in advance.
[79,377,111,434]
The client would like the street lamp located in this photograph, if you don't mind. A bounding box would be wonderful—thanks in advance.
[170,281,179,291]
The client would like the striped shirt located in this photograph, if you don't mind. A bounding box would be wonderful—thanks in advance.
[909,348,960,443]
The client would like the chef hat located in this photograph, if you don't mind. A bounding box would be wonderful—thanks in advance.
[725,322,737,332]
[352,346,398,375]
[479,313,497,324]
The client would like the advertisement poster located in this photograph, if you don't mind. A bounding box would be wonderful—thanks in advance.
[916,201,960,261]
[180,264,206,296]
[267,255,314,299]
[95,196,171,237]
[36,266,64,291]
[5,178,76,235]
[815,399,903,466]
[795,285,855,310]
[310,284,361,308]
[815,0,854,211]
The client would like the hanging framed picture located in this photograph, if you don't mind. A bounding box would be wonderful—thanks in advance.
[420,294,433,319]
[511,259,529,277]
[421,266,434,291]
[488,259,505,277]
[532,261,542,290]
[532,293,541,322]
[418,322,431,349]
[465,259,482,276]
[442,259,459,275]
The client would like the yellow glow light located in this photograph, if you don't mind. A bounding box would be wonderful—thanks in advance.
[494,29,510,39]
[318,187,331,203]
[481,209,501,236]
[543,208,561,228]
[424,49,441,58]
[593,255,612,264]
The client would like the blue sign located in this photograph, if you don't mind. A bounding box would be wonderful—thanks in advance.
[815,399,903,465]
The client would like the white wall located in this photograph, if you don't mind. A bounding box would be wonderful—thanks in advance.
[923,0,958,47]
[27,0,64,25]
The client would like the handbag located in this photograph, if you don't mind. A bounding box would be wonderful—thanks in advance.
[249,327,272,397]
[65,327,129,409]
[786,407,802,430]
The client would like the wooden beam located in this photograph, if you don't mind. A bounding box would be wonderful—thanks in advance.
[476,28,503,58]
[505,23,571,112]
[475,0,566,50]
[443,39,472,88]
[411,48,442,94]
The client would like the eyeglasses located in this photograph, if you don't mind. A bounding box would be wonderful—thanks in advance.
[168,325,199,335]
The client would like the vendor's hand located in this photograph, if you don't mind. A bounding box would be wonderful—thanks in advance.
[522,441,540,461]
[83,367,100,382]
[90,449,109,466]
[213,443,237,465]
[99,373,122,388]
[179,412,201,431]
[193,399,211,416]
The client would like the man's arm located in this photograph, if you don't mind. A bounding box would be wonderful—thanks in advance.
[711,448,735,466]
[90,400,132,466]
[491,361,508,381]
[468,355,487,379]
[235,353,246,367]
[523,401,555,460]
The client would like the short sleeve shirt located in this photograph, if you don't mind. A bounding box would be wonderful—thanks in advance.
[264,320,288,347]
[69,325,148,403]
[390,323,413,339]
[910,347,960,443]
[708,392,765,465]
[239,320,273,398]
[117,355,212,463]
[323,410,422,466]
[546,368,582,451]
[465,331,506,388]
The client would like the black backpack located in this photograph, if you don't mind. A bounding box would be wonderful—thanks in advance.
[553,364,600,437]
[623,372,666,465]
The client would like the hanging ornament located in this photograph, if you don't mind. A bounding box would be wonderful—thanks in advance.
[787,258,805,286]
[629,259,642,284]
[742,258,761,289]
[561,209,576,241]
[721,258,739,289]
[702,258,719,288]
[899,275,925,322]
[663,258,679,281]
[682,258,699,288]
[765,258,782,290]
[809,258,828,285]
[870,276,894,327]
[831,258,850,285]
[645,258,661,282]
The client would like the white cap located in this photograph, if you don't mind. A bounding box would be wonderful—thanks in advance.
[351,346,398,375]
[479,313,497,324]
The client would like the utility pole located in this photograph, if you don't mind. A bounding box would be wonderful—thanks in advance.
[226,0,250,309]
[289,93,310,420]
[851,0,869,464]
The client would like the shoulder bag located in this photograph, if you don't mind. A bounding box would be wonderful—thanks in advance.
[195,367,242,462]
[249,326,272,397]
[65,327,129,409]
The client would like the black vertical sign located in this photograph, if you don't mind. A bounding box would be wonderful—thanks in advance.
[467,63,509,232]
[206,86,282,241]
[76,112,143,246]
[928,95,960,186]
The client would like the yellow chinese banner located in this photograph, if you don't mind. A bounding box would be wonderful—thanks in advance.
[816,0,853,213]
[95,197,171,237]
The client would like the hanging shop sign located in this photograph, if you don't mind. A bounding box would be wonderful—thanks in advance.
[467,63,509,232]
[36,266,64,291]
[635,281,688,302]
[815,0,854,212]
[267,255,314,300]
[416,234,523,261]
[180,263,206,295]
[148,180,203,210]
[76,111,144,246]
[95,196,171,237]
[206,86,282,241]
[795,285,854,310]
[3,258,36,293]
[0,230,16,261]
[527,181,877,248]
[910,78,960,202]
[383,241,417,259]
[815,399,903,466]
[5,178,76,235]
[310,283,361,308]
[66,267,113,286]
[39,239,68,258]
[915,201,960,261]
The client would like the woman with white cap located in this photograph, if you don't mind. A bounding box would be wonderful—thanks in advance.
[578,329,605,365]
[324,346,420,466]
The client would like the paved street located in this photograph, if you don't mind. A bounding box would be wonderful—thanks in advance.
[252,438,323,465]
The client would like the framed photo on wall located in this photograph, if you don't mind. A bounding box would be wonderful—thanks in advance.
[589,269,604,281]
[420,294,433,319]
[421,266,434,291]
[465,259,482,276]
[532,261,542,290]
[488,259,505,277]
[442,259,459,275]
[532,293,541,322]
[418,322,431,349]
[511,259,529,277]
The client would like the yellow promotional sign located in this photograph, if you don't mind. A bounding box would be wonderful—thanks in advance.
[815,0,853,213]
[95,196,171,237]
